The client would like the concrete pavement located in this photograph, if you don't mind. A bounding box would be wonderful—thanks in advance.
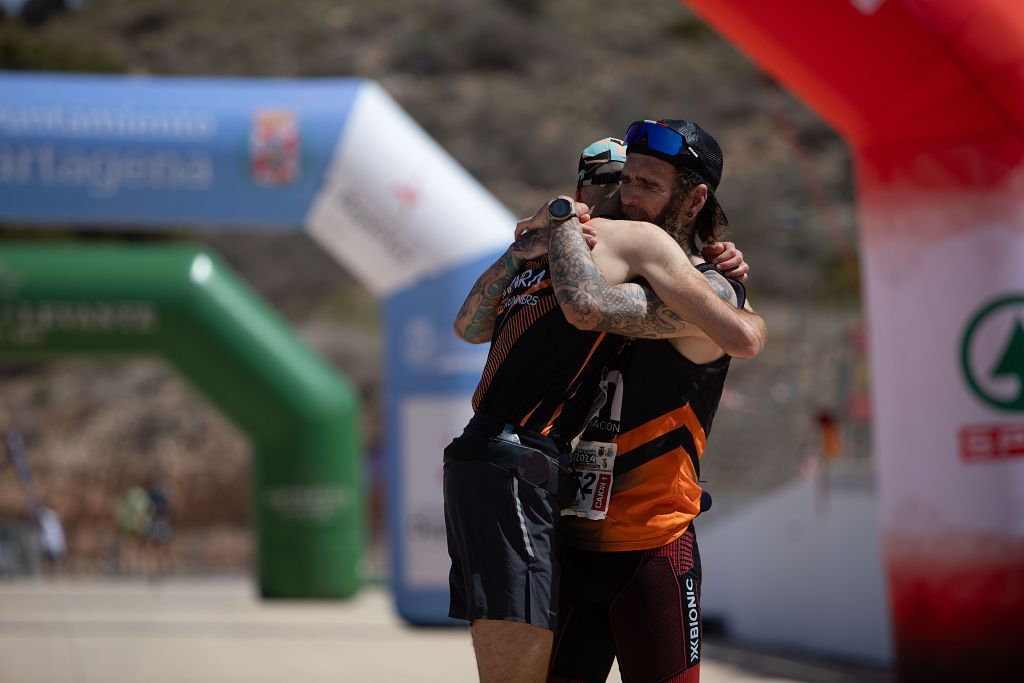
[0,577,885,682]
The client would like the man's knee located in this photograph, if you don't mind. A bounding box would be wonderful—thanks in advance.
[471,619,553,683]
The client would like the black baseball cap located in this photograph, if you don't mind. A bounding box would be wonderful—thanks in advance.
[623,119,729,225]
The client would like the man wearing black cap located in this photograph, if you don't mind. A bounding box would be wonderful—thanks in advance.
[538,119,758,682]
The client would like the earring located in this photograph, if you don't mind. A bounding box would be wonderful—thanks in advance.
[687,211,694,218]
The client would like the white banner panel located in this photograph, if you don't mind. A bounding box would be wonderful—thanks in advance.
[305,82,513,297]
[399,395,475,589]
[859,149,1024,673]
[863,216,1024,542]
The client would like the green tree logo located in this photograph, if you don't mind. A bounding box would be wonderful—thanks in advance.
[961,295,1024,412]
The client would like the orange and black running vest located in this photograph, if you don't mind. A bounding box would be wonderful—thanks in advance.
[561,266,745,551]
[471,255,626,451]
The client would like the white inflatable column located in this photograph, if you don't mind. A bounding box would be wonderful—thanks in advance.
[858,138,1024,680]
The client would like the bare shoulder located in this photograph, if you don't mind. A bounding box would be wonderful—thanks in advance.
[702,268,739,306]
[590,219,674,255]
[588,218,660,236]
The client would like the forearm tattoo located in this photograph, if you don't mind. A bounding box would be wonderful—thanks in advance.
[636,285,694,339]
[454,248,520,343]
[547,222,692,339]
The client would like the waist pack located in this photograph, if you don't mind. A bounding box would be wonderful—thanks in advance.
[444,435,580,509]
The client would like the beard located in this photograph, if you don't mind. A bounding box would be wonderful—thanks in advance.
[623,191,689,244]
[620,203,651,222]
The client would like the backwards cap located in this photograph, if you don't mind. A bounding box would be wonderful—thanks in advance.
[577,137,627,187]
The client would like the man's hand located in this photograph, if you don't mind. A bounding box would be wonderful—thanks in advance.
[515,197,594,257]
[701,241,749,283]
[512,217,549,260]
[580,221,598,250]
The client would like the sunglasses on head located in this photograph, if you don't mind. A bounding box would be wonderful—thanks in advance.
[623,120,701,162]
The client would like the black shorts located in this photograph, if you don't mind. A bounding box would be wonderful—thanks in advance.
[549,526,703,682]
[444,457,561,630]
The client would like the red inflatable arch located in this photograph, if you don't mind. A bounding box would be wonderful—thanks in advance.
[684,1,1024,681]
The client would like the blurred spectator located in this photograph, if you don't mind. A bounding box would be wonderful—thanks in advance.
[114,485,151,575]
[145,482,172,576]
[146,483,171,545]
[115,486,153,538]
[113,482,173,576]
[4,427,65,569]
[815,408,841,461]
[34,505,66,564]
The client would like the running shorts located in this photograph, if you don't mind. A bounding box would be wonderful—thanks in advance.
[549,526,703,682]
[443,415,576,631]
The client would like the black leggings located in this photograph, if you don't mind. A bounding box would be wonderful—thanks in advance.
[549,527,702,683]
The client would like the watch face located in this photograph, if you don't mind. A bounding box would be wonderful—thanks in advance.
[548,198,574,220]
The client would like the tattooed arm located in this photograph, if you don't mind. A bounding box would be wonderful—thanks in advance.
[453,248,518,344]
[544,230,691,340]
[547,218,765,358]
[453,217,548,344]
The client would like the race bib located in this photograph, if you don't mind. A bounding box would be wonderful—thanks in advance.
[563,440,616,520]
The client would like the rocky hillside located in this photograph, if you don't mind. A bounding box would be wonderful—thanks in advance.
[0,0,860,300]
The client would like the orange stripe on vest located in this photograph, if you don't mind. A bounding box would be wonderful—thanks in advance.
[614,404,707,458]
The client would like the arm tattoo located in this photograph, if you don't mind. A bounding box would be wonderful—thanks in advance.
[454,248,521,343]
[704,270,739,306]
[547,221,692,339]
[638,286,694,339]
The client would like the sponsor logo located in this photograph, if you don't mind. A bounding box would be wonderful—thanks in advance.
[502,293,539,308]
[0,300,158,344]
[332,184,419,265]
[390,181,421,210]
[960,424,1024,462]
[685,577,700,664]
[250,109,300,186]
[402,317,437,369]
[407,509,447,541]
[0,103,218,141]
[504,268,546,296]
[587,418,621,434]
[592,474,611,512]
[961,295,1024,412]
[0,143,214,198]
[960,295,1024,462]
[498,269,547,310]
[264,484,350,522]
[850,0,886,16]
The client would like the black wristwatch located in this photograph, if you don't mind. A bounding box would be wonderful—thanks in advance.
[547,197,577,222]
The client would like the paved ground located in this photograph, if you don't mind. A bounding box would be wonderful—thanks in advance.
[0,577,891,682]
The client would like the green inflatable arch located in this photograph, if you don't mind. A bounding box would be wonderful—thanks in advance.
[0,243,363,598]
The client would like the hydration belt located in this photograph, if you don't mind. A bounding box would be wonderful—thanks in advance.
[444,414,580,509]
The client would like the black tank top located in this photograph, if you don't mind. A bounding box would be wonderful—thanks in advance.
[606,339,731,481]
[560,266,745,550]
[471,255,626,450]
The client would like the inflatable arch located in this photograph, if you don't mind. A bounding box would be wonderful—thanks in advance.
[0,75,511,611]
[0,244,362,598]
[683,1,1024,679]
